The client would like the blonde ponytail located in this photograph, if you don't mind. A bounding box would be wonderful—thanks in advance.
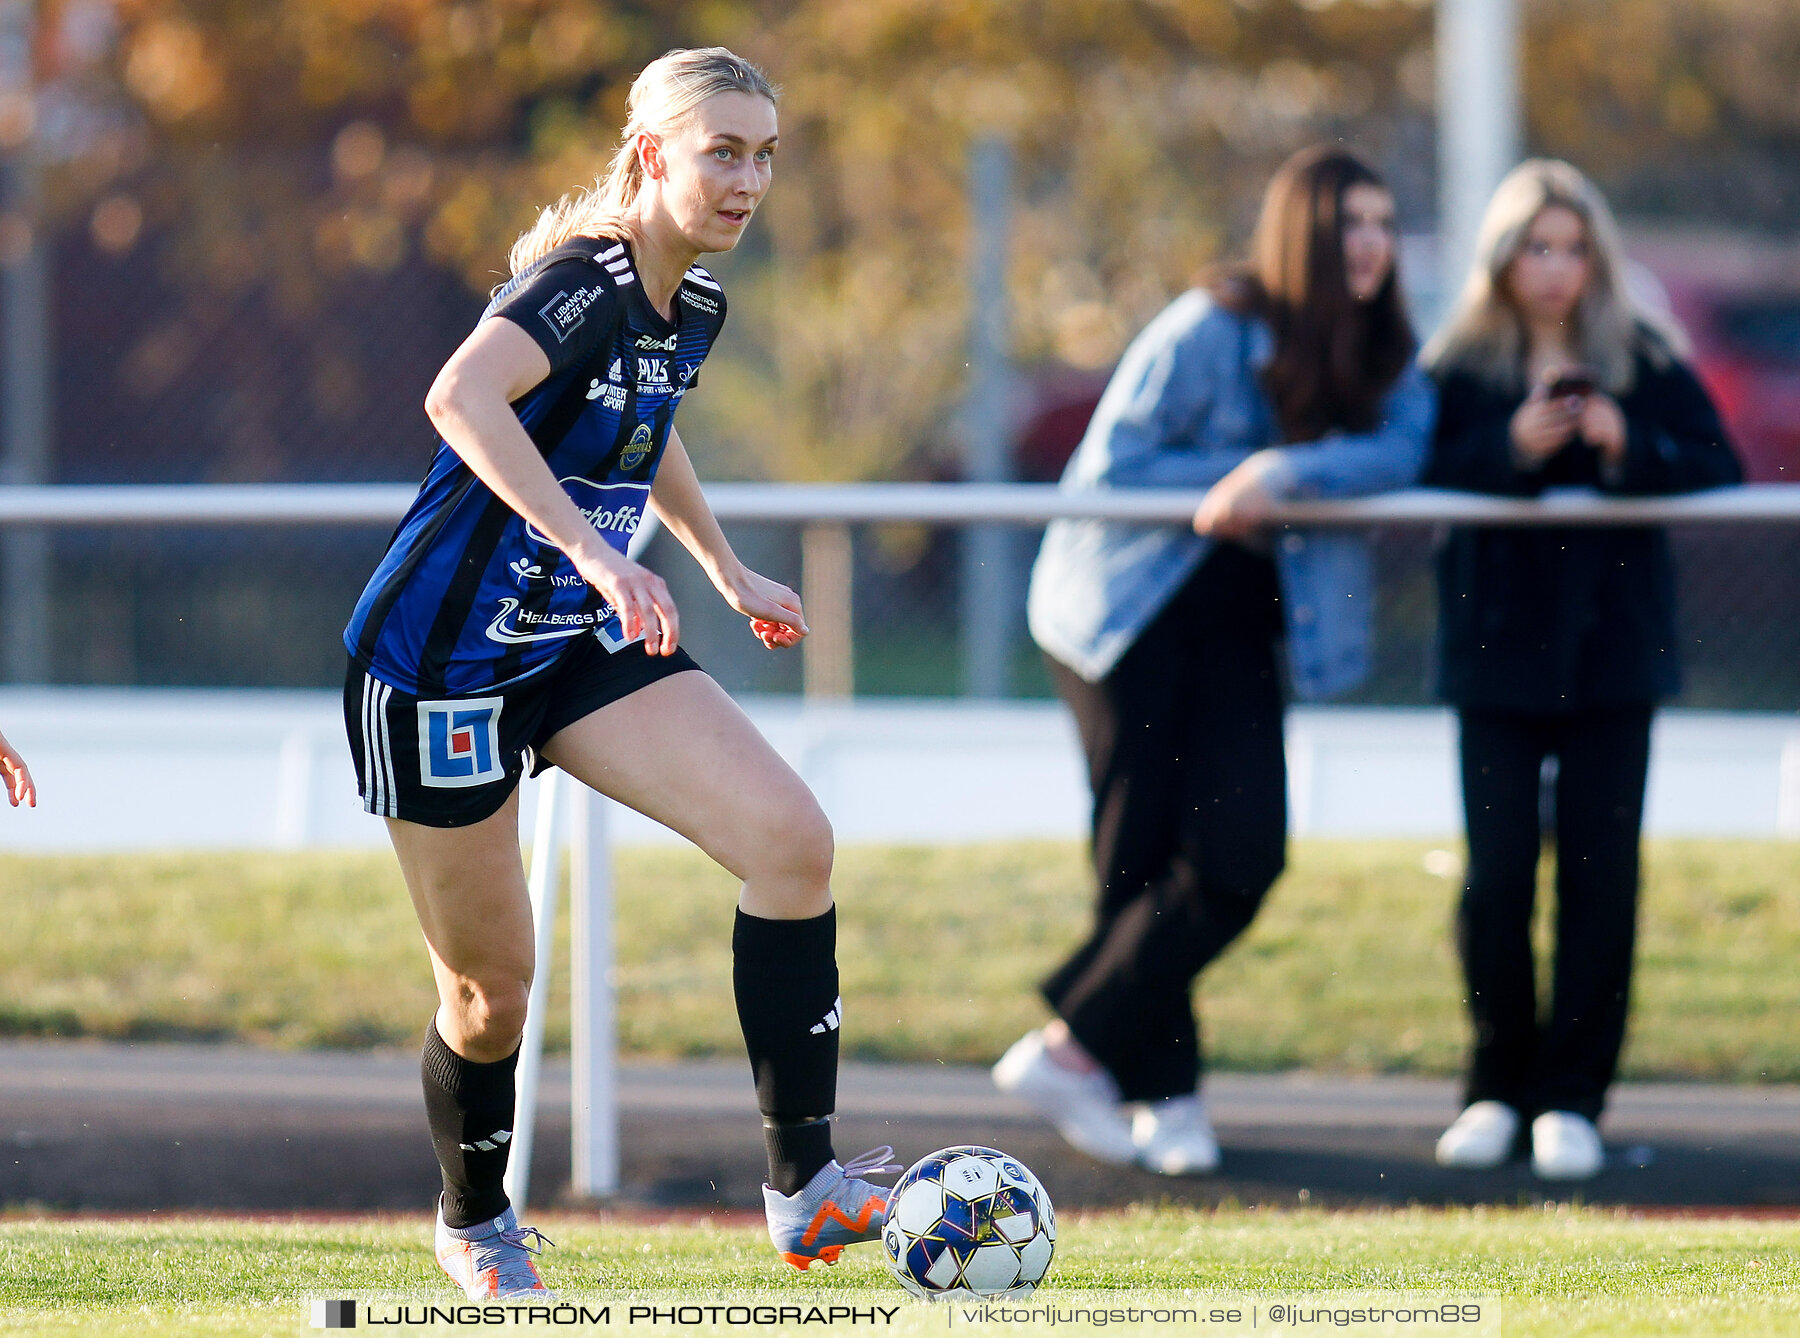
[508,47,777,276]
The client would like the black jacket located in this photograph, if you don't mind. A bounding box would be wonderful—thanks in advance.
[1425,347,1741,713]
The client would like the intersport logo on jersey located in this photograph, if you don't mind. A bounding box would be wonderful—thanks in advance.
[524,478,648,547]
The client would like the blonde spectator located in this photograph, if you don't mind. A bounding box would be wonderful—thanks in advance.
[1424,159,1741,1181]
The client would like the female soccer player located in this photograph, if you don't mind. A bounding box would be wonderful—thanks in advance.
[343,48,892,1298]
[999,146,1433,1175]
[1424,160,1739,1180]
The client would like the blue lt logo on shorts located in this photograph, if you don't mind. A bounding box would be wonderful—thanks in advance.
[417,697,505,789]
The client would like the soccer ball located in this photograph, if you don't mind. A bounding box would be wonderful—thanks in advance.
[880,1145,1055,1301]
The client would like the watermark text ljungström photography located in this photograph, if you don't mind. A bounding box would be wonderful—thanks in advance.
[306,1289,1501,1334]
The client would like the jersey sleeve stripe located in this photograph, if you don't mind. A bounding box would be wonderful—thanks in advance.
[684,268,723,291]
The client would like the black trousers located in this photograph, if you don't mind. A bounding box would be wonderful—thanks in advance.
[1042,545,1288,1102]
[1456,704,1654,1122]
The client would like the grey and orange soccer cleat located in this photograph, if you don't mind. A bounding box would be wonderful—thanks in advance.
[434,1200,556,1301]
[763,1146,901,1271]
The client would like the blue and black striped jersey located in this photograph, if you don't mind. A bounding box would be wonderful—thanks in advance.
[343,237,728,696]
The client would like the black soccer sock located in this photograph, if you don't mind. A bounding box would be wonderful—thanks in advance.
[733,907,840,1194]
[763,1117,835,1197]
[421,1017,520,1229]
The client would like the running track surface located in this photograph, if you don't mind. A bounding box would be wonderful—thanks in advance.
[1,1042,1795,1213]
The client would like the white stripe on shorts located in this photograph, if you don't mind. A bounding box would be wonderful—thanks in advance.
[376,681,397,816]
[362,674,397,818]
[361,674,380,815]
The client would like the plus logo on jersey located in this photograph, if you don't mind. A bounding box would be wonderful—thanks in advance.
[417,698,505,788]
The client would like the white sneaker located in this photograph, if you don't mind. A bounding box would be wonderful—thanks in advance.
[1531,1111,1604,1181]
[1435,1101,1520,1169]
[992,1029,1135,1164]
[1130,1095,1220,1176]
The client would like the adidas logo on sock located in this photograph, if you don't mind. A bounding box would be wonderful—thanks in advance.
[460,1128,513,1153]
[810,997,843,1034]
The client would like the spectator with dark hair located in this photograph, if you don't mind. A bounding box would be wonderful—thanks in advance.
[1424,159,1741,1181]
[995,145,1434,1175]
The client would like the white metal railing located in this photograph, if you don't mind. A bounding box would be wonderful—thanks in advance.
[1,480,1798,525]
[4,478,1796,1210]
[9,477,1792,713]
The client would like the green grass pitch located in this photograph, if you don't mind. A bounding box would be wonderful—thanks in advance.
[1,1207,1795,1336]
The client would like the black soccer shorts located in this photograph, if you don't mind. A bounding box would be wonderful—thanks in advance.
[344,636,701,828]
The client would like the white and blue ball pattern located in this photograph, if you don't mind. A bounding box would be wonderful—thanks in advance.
[881,1145,1055,1300]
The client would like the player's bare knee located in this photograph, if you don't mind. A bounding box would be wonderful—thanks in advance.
[454,973,531,1051]
[730,795,833,921]
[761,792,834,888]
[723,783,832,882]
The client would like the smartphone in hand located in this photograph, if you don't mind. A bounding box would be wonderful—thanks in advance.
[1544,365,1599,400]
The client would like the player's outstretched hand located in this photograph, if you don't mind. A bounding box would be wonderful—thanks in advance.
[0,731,36,808]
[569,543,681,656]
[723,568,807,650]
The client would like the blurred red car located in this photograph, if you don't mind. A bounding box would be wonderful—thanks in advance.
[1660,282,1800,484]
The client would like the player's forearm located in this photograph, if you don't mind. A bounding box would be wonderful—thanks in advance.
[429,389,609,564]
[650,432,744,588]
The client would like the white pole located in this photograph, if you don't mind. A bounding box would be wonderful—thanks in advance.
[961,134,1016,699]
[504,770,563,1215]
[1778,738,1800,840]
[1437,0,1521,307]
[271,730,314,849]
[801,521,854,699]
[569,783,619,1197]
[0,0,52,685]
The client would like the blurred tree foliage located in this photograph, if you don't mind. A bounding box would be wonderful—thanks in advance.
[31,0,1800,482]
[1525,0,1800,223]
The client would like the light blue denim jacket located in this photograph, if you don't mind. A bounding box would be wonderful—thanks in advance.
[1027,290,1437,699]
